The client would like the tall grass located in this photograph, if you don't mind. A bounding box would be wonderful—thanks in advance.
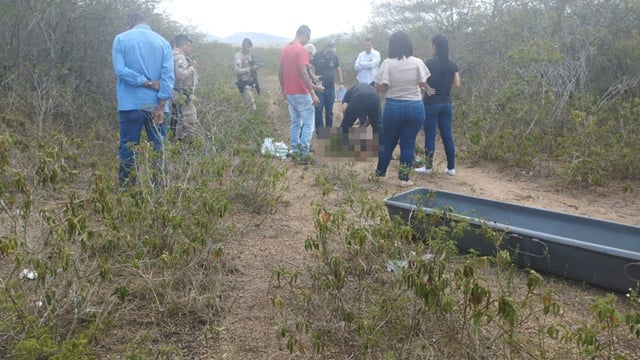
[0,42,291,358]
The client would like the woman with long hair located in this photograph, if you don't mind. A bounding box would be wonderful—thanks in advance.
[374,31,430,186]
[416,34,460,175]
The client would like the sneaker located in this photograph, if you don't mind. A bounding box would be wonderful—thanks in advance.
[443,168,456,176]
[398,179,414,187]
[415,166,432,174]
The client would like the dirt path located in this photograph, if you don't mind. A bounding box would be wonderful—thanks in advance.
[207,79,640,359]
[210,164,317,359]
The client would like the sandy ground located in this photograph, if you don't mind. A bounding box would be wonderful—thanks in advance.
[205,80,640,359]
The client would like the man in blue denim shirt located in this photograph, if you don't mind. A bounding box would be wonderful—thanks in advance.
[112,13,174,188]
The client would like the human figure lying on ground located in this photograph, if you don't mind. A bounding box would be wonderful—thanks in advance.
[171,34,201,143]
[233,38,260,112]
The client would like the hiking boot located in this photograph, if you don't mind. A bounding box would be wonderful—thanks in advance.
[415,166,432,174]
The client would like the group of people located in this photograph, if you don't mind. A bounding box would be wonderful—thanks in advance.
[112,14,460,189]
[112,13,265,188]
[112,13,200,188]
[279,25,460,185]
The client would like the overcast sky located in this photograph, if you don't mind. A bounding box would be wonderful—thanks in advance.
[158,0,376,39]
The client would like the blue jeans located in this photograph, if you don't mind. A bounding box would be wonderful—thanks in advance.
[286,94,315,155]
[315,87,335,131]
[376,99,425,181]
[118,110,165,187]
[424,102,455,170]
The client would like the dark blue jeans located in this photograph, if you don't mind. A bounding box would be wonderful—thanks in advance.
[315,86,335,131]
[118,110,165,187]
[376,99,425,181]
[423,102,455,170]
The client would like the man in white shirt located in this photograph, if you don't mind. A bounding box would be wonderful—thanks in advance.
[353,38,381,127]
[354,38,380,86]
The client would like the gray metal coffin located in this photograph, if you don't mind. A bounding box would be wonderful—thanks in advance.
[384,187,640,293]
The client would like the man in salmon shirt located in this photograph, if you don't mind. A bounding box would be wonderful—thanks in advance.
[278,25,320,163]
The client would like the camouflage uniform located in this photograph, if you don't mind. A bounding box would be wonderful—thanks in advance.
[233,51,257,112]
[172,47,200,142]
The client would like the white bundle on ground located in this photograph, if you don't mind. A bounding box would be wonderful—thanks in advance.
[261,138,288,159]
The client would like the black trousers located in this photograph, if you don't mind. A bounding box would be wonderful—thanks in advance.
[341,93,381,132]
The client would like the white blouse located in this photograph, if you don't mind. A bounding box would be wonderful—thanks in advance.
[374,56,430,100]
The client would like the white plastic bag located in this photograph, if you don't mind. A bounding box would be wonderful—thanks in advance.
[261,138,288,159]
[274,141,289,159]
[261,138,275,156]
